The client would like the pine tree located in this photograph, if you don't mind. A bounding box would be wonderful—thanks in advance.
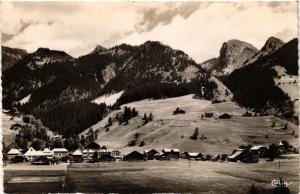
[190,127,199,140]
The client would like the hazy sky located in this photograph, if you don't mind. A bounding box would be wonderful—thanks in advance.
[1,1,297,63]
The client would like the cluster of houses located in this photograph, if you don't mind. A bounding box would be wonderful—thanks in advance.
[5,142,122,164]
[5,140,296,164]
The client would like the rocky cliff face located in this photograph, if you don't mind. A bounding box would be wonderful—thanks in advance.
[200,40,258,76]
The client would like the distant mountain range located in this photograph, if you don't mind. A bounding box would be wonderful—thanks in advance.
[2,36,298,136]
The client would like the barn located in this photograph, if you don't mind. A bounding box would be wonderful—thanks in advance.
[144,149,159,160]
[228,149,247,162]
[218,113,232,119]
[98,153,116,162]
[85,142,101,150]
[159,148,180,160]
[124,151,145,161]
[250,145,267,157]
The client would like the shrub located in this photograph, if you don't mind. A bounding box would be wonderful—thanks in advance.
[265,134,269,138]
[23,115,35,124]
[248,184,259,194]
[190,127,199,140]
[128,140,137,146]
[173,107,186,115]
[139,141,145,147]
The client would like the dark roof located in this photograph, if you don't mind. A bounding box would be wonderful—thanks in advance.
[219,113,231,119]
[85,142,101,149]
[125,151,144,160]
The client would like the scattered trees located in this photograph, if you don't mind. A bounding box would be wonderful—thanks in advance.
[116,106,139,125]
[142,113,153,125]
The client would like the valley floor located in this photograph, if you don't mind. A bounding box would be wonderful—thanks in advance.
[4,156,299,193]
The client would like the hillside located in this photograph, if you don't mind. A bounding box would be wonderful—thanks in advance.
[2,48,74,110]
[1,46,28,72]
[82,95,298,154]
[2,112,24,145]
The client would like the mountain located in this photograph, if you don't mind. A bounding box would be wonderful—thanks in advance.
[224,38,298,122]
[200,39,258,76]
[244,37,284,66]
[100,41,205,93]
[2,47,74,110]
[77,41,222,106]
[3,41,227,136]
[1,46,28,72]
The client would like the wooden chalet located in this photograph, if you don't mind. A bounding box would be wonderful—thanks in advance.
[72,149,83,162]
[98,153,116,162]
[124,151,145,161]
[218,113,232,119]
[7,148,22,160]
[228,149,247,162]
[144,149,159,160]
[250,145,267,157]
[52,148,68,158]
[159,148,180,160]
[85,141,101,150]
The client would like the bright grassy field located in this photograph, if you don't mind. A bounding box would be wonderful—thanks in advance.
[82,95,299,155]
[4,157,299,193]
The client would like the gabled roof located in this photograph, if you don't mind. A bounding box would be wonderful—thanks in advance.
[188,152,200,157]
[162,148,171,152]
[85,141,101,149]
[250,145,266,150]
[228,150,243,159]
[72,149,83,156]
[127,150,143,156]
[172,148,180,152]
[42,148,53,155]
[52,148,68,152]
[24,147,44,156]
[144,149,159,154]
[7,148,22,155]
[83,149,96,154]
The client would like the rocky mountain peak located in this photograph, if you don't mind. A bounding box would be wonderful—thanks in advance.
[217,39,258,74]
[261,36,284,54]
[220,39,258,58]
[92,45,107,54]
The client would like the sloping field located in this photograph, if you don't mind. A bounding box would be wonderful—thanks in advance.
[2,112,24,145]
[83,95,298,154]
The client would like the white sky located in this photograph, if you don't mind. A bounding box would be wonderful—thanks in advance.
[1,1,298,63]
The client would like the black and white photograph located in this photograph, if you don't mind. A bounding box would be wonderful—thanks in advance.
[1,1,299,193]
